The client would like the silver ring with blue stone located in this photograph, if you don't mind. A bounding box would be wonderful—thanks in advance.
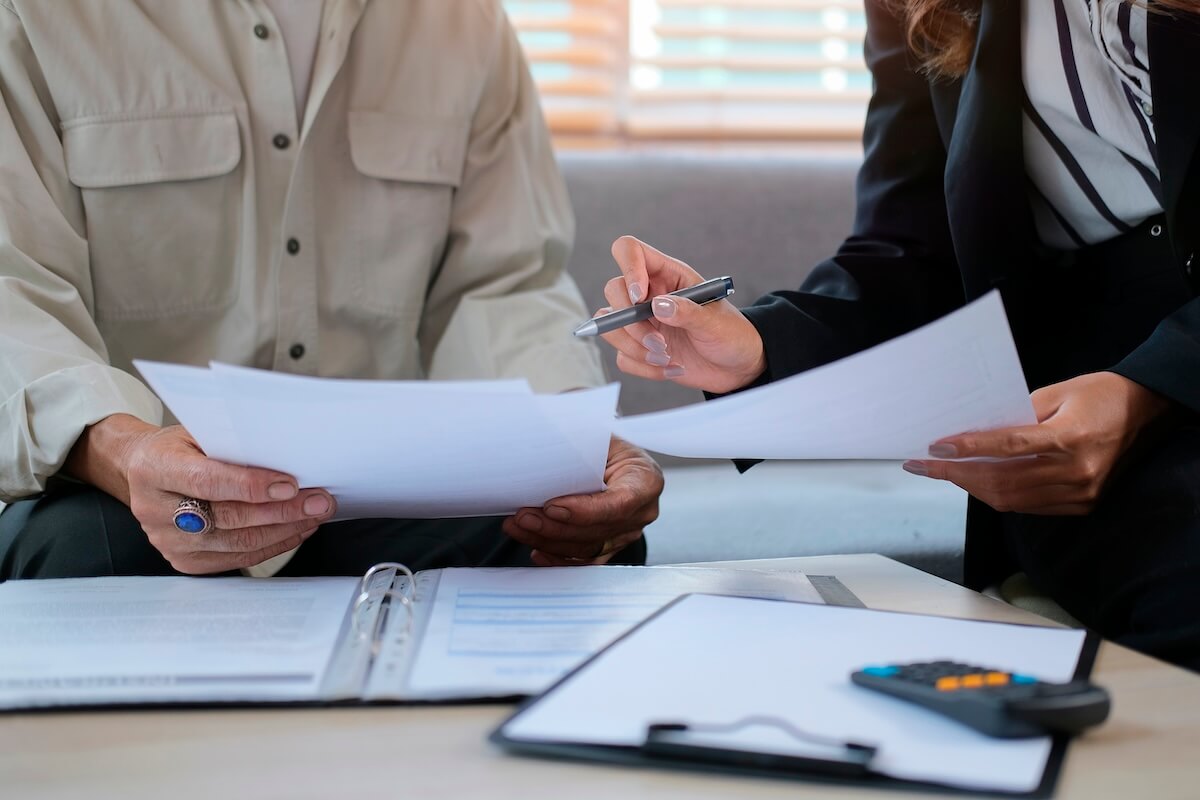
[173,497,213,535]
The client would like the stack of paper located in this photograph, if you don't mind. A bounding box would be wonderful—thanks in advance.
[137,292,1036,518]
[134,362,618,520]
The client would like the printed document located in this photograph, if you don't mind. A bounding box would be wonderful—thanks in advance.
[134,362,617,520]
[613,291,1036,459]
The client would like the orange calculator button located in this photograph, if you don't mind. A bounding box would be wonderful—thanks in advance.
[985,672,1010,686]
[935,676,961,691]
[961,674,985,688]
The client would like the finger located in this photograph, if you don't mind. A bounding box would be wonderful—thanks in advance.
[602,277,661,346]
[929,424,1062,460]
[611,235,701,303]
[189,518,326,554]
[600,320,665,365]
[905,457,1072,494]
[154,451,299,504]
[649,294,731,345]
[184,527,319,574]
[210,490,336,530]
[615,351,686,382]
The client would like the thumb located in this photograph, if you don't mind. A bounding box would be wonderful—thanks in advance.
[651,295,721,334]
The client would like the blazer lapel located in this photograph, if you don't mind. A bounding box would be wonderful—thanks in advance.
[1147,10,1200,253]
[943,0,1039,299]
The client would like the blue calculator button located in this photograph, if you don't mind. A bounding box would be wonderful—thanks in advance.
[1011,674,1038,685]
[863,666,901,677]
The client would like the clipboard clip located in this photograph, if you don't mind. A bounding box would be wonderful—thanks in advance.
[642,715,877,778]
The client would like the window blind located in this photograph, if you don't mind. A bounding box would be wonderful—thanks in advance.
[505,0,627,137]
[505,0,869,140]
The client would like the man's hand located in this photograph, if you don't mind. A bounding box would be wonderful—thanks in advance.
[503,436,663,565]
[66,414,336,573]
[902,372,1174,515]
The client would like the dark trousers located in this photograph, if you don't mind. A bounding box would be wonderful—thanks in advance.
[0,481,646,579]
[974,216,1200,671]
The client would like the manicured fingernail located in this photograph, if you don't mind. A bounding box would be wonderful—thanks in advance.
[269,482,297,500]
[928,443,958,458]
[518,513,543,532]
[653,297,677,318]
[628,283,643,303]
[595,306,612,318]
[642,333,668,353]
[646,351,671,366]
[303,494,331,516]
[902,461,929,477]
[664,365,686,378]
[545,505,571,522]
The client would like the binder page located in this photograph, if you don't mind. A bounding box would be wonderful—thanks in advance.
[501,594,1088,795]
[365,566,822,701]
[0,576,357,709]
[613,291,1037,460]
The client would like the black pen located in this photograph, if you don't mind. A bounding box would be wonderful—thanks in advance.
[572,276,735,338]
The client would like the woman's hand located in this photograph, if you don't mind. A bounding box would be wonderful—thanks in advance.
[598,236,767,394]
[902,372,1173,515]
[67,414,336,573]
[503,436,663,565]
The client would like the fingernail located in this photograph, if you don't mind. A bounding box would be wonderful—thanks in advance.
[303,494,331,516]
[544,505,571,522]
[664,365,686,378]
[646,351,671,366]
[628,283,643,303]
[518,513,543,532]
[928,443,958,458]
[653,297,677,318]
[642,333,668,353]
[902,461,929,477]
[269,482,297,500]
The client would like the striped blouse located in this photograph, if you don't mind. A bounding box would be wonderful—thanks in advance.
[1022,0,1162,250]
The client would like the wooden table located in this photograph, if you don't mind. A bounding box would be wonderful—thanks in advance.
[3,554,1196,799]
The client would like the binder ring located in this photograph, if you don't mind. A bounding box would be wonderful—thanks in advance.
[352,562,417,644]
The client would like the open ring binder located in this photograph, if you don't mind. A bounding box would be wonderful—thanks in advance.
[351,562,416,653]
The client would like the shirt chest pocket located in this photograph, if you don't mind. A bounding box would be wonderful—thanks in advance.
[62,111,242,321]
[342,112,468,316]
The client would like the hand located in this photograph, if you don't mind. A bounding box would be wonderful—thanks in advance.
[599,236,767,394]
[66,414,336,573]
[502,436,663,566]
[902,372,1173,515]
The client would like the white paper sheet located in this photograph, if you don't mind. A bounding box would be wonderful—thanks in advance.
[134,361,617,519]
[367,566,823,701]
[613,291,1036,460]
[501,594,1088,794]
[0,577,356,708]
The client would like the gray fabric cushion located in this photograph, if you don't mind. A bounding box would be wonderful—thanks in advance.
[561,151,860,419]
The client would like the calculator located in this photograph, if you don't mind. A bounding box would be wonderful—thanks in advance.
[851,661,1111,738]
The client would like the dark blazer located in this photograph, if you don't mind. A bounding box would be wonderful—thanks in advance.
[742,0,1200,588]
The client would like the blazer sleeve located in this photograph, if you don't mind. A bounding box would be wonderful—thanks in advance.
[1111,298,1200,415]
[740,0,964,382]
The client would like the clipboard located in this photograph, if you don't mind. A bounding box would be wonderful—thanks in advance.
[491,593,1102,797]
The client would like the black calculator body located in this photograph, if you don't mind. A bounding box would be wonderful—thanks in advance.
[851,661,1110,738]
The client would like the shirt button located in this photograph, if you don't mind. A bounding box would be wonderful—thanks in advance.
[286,238,300,255]
[1142,100,1154,117]
[289,343,306,360]
[1150,223,1163,238]
[273,133,291,150]
[253,24,269,40]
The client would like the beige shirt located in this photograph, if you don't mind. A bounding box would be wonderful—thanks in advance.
[0,0,605,514]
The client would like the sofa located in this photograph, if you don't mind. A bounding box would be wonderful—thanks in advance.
[559,151,968,581]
